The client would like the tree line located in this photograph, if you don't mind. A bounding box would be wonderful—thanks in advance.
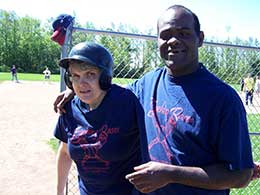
[0,10,60,74]
[0,9,259,83]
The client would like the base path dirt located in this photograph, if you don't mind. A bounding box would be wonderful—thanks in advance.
[0,81,61,195]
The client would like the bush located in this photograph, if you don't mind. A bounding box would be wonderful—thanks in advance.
[0,65,10,72]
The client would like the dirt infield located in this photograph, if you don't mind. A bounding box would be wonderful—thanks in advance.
[0,81,60,195]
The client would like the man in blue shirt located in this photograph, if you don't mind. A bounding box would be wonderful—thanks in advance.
[125,5,253,195]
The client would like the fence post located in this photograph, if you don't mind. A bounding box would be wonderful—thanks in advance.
[59,20,74,92]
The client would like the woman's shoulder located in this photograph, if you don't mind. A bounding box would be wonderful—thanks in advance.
[110,84,136,97]
[105,84,139,107]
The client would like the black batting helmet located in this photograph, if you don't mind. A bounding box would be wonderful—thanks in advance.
[59,42,114,90]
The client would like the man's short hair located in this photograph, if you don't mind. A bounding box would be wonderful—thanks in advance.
[157,5,201,37]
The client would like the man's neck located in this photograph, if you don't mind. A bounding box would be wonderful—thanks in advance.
[166,62,200,77]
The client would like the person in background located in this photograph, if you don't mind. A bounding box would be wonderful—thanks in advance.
[254,75,260,96]
[10,64,19,83]
[43,67,51,82]
[240,77,244,92]
[54,5,256,195]
[244,73,255,105]
[54,42,142,195]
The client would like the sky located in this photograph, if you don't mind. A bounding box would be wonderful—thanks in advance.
[0,0,259,41]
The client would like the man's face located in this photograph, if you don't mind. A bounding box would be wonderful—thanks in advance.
[157,8,203,76]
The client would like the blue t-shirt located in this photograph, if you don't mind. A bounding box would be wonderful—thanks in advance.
[128,65,254,195]
[54,84,142,195]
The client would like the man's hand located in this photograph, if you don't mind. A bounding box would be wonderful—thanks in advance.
[53,89,74,114]
[125,161,172,193]
[251,162,260,180]
[126,161,254,193]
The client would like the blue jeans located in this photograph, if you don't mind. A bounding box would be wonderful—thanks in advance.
[245,90,253,105]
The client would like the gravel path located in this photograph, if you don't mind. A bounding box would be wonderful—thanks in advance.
[0,81,60,195]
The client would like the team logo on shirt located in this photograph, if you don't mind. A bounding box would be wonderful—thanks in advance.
[147,99,195,163]
[70,124,120,173]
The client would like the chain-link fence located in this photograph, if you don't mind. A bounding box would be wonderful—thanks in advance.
[61,26,260,195]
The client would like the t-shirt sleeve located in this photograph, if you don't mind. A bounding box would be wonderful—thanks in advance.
[127,79,141,96]
[127,76,148,105]
[217,88,254,170]
[54,116,68,143]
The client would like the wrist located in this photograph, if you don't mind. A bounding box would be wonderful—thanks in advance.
[162,164,179,184]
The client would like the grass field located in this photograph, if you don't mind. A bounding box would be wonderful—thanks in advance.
[0,72,61,82]
[248,114,260,133]
[0,72,134,85]
[0,72,241,88]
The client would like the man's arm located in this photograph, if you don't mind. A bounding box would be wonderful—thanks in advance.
[125,161,253,194]
[56,142,72,195]
[53,89,74,114]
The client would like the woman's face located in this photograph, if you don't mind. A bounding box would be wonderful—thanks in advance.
[69,62,106,109]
